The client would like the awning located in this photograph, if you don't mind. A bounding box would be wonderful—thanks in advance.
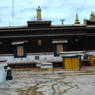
[52,40,68,44]
[12,40,28,45]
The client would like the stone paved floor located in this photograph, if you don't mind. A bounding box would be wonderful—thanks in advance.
[0,70,95,95]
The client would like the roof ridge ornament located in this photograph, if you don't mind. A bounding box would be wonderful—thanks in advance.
[74,13,80,24]
[90,11,95,21]
[36,6,42,21]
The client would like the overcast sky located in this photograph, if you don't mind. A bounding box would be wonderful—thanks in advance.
[0,0,95,26]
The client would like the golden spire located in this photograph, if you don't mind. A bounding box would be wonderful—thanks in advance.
[36,6,41,21]
[74,13,80,24]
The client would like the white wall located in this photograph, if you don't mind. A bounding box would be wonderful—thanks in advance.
[0,64,7,83]
[0,53,62,64]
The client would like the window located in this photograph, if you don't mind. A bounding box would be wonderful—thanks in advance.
[38,40,42,46]
[52,39,68,56]
[17,46,24,56]
[14,45,26,58]
[35,56,39,60]
[56,44,64,55]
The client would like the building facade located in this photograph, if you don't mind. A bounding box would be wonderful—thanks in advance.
[0,7,95,60]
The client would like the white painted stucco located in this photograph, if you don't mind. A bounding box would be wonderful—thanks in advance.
[0,64,7,83]
[0,53,63,64]
[0,51,94,64]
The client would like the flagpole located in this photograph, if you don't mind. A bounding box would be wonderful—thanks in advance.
[12,0,14,26]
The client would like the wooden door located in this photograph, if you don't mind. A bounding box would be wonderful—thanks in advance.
[72,57,79,70]
[64,58,72,70]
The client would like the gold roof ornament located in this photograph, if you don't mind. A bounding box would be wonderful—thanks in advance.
[90,11,95,21]
[36,6,42,21]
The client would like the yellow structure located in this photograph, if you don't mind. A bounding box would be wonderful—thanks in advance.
[41,68,53,71]
[64,57,80,70]
[60,51,82,70]
[89,55,95,65]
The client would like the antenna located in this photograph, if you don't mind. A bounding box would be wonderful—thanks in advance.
[60,19,64,25]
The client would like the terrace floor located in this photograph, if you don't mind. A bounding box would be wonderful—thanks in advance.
[0,69,95,95]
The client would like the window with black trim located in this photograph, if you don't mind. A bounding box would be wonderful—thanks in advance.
[56,44,64,55]
[14,45,26,58]
[17,46,24,56]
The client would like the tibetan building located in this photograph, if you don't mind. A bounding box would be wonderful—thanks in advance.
[0,6,95,69]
